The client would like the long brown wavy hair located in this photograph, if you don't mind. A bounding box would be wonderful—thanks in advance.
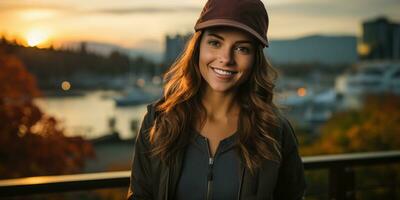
[149,29,282,171]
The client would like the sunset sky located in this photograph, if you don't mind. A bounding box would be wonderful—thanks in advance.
[1,0,399,52]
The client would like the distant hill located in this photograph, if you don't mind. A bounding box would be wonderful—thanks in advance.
[265,35,358,65]
[62,35,358,65]
[63,41,163,63]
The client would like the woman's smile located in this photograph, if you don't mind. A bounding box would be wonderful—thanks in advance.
[210,66,238,80]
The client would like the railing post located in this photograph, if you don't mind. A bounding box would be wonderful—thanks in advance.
[329,166,355,200]
[389,170,397,200]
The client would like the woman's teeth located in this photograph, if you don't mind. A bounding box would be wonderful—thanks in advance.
[212,67,235,76]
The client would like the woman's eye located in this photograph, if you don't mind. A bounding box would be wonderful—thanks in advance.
[208,40,220,48]
[235,46,250,54]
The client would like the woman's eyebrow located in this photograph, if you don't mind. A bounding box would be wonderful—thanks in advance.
[207,33,224,40]
[235,40,253,44]
[207,33,253,44]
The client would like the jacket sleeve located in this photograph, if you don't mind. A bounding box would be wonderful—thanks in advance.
[274,118,306,200]
[127,105,155,200]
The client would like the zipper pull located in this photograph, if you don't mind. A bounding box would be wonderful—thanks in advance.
[208,157,214,181]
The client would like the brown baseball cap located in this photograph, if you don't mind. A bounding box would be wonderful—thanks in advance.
[194,0,269,47]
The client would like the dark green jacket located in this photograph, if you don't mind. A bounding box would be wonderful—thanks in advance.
[127,103,306,200]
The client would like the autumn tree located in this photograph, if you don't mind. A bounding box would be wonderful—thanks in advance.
[302,93,400,155]
[301,94,400,199]
[0,48,95,179]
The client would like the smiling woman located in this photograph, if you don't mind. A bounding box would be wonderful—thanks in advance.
[127,0,306,199]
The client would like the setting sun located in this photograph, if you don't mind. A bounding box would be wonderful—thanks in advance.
[25,29,49,47]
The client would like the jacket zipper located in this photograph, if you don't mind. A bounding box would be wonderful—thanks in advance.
[205,138,214,200]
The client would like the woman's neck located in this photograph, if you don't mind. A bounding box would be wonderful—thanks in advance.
[201,88,239,120]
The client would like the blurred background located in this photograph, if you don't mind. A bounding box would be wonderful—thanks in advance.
[0,0,400,199]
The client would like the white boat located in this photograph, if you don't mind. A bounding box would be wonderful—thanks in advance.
[114,87,160,106]
[335,61,400,108]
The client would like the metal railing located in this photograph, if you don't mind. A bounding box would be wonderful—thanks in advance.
[1,151,400,199]
[303,151,400,199]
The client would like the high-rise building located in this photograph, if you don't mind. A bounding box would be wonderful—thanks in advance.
[360,17,400,60]
[394,25,400,60]
[164,33,192,65]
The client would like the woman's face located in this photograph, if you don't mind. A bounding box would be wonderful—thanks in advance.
[198,27,256,93]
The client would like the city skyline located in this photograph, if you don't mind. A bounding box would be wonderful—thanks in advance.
[1,0,399,52]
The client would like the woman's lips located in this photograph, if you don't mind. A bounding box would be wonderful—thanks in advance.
[210,66,238,79]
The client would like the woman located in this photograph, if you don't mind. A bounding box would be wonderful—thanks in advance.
[127,0,306,199]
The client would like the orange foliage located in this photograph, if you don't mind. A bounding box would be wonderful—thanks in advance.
[302,94,400,156]
[0,49,95,179]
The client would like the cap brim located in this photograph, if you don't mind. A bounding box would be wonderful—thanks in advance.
[195,19,269,47]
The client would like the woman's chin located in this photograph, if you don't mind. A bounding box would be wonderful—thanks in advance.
[206,83,235,93]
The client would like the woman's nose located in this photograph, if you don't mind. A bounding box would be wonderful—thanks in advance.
[217,47,235,65]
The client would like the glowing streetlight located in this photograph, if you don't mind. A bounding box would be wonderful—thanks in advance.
[297,87,307,97]
[61,81,71,91]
